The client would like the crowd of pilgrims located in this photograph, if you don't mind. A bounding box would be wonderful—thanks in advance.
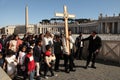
[0,29,102,80]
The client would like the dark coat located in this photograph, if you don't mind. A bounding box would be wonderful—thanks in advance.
[54,40,62,54]
[83,35,102,53]
[33,46,43,62]
[75,36,84,48]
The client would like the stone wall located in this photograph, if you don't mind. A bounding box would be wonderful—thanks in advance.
[72,34,120,41]
[72,34,120,63]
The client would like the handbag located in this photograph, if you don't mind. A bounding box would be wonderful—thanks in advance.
[50,54,56,61]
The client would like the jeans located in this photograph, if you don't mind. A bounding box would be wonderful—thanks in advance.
[29,70,35,80]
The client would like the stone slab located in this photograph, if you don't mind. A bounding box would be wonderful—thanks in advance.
[0,67,11,80]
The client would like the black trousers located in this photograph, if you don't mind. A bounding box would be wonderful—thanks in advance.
[44,63,54,76]
[86,51,98,66]
[64,50,75,70]
[75,47,83,59]
[54,54,61,70]
[23,69,28,80]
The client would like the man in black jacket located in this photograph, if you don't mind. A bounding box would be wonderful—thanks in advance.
[75,32,84,60]
[82,31,102,69]
[54,35,62,71]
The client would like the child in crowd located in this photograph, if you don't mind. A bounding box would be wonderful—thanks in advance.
[33,39,43,80]
[30,40,35,49]
[44,45,57,79]
[24,47,35,80]
[17,45,27,76]
[3,49,17,79]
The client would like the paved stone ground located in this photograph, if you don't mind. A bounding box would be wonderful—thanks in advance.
[0,67,12,80]
[40,60,120,80]
[15,60,120,80]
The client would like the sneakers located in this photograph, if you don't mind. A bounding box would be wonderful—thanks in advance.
[51,74,58,77]
[84,66,88,69]
[36,76,41,80]
[44,74,58,79]
[91,65,96,69]
[55,69,60,72]
[70,69,76,72]
[54,74,58,77]
[44,76,48,79]
[65,69,70,73]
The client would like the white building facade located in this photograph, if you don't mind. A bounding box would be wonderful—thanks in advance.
[98,14,120,34]
[0,14,120,35]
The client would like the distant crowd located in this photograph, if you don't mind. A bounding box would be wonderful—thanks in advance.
[0,30,102,80]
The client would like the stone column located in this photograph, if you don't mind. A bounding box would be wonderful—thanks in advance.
[77,27,79,33]
[106,22,110,34]
[42,28,43,33]
[81,27,83,33]
[36,28,39,34]
[101,22,103,34]
[87,27,89,33]
[43,28,44,33]
[56,28,58,33]
[39,27,41,34]
[53,27,56,33]
[45,28,47,33]
[56,28,57,33]
[112,22,114,34]
[53,28,55,34]
[118,22,120,34]
[43,28,45,33]
[105,22,107,34]
[35,25,38,34]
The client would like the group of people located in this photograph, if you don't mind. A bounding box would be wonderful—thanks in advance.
[0,29,102,80]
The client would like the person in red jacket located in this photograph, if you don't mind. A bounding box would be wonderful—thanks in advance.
[24,47,35,80]
[44,45,57,79]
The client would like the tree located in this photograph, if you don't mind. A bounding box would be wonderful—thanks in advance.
[42,19,50,24]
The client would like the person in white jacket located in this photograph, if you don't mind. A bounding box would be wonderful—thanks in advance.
[43,31,54,53]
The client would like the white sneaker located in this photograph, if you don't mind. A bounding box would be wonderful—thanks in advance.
[54,74,58,77]
[44,76,48,79]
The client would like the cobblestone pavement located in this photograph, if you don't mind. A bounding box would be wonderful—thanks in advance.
[40,60,120,80]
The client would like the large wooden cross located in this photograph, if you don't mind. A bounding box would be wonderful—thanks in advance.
[55,5,75,54]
